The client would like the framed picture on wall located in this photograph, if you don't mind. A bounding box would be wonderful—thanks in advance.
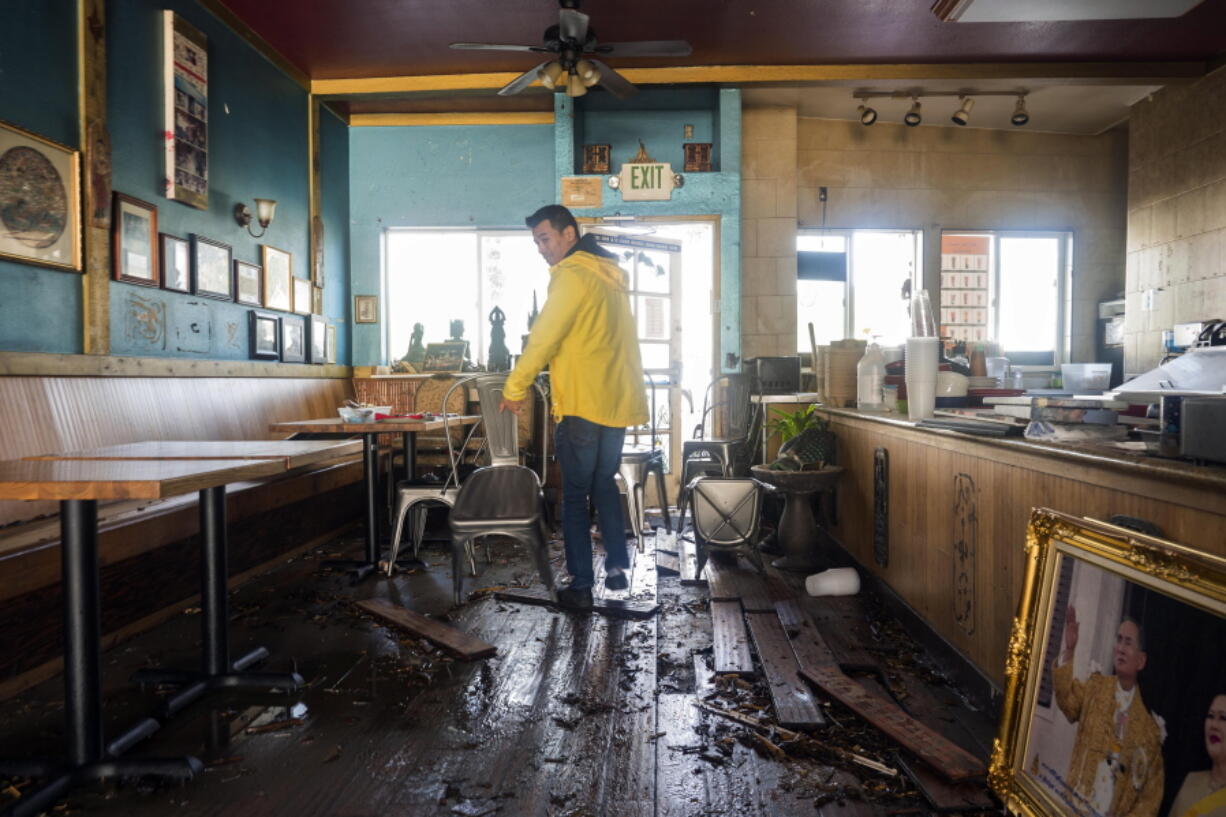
[188,234,231,300]
[309,314,327,364]
[261,244,291,311]
[423,341,467,372]
[324,323,336,364]
[990,509,1226,817]
[280,314,306,363]
[292,276,312,316]
[162,11,208,210]
[354,294,378,324]
[110,193,158,286]
[0,119,82,272]
[190,234,232,300]
[234,259,261,306]
[312,285,323,316]
[248,310,280,360]
[159,233,190,292]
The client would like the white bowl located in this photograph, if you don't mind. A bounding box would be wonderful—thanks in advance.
[936,371,970,397]
[337,406,375,423]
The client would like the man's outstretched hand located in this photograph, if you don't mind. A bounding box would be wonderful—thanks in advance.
[499,397,524,415]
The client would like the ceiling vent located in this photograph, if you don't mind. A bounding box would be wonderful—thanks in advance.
[931,0,1204,22]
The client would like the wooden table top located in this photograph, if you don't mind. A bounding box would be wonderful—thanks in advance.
[24,439,361,469]
[0,458,285,501]
[269,415,480,435]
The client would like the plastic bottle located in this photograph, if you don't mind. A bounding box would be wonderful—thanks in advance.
[856,339,886,411]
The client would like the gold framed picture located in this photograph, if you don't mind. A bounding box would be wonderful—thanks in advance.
[291,276,312,316]
[0,119,81,272]
[422,341,466,372]
[261,244,291,311]
[354,294,378,324]
[990,509,1226,817]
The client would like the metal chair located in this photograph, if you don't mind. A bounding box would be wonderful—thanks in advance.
[385,377,486,575]
[447,374,553,605]
[676,373,759,529]
[687,476,767,579]
[618,373,673,545]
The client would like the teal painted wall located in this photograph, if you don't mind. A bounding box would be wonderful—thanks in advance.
[320,104,351,365]
[347,124,555,365]
[107,0,312,360]
[0,0,82,353]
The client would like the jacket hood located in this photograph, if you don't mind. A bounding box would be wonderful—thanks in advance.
[559,234,629,290]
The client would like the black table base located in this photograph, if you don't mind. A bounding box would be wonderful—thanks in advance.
[132,486,303,711]
[0,500,203,817]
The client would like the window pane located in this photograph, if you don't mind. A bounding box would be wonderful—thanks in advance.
[850,232,915,346]
[480,234,550,361]
[386,232,479,363]
[797,234,847,253]
[640,342,669,370]
[999,237,1059,354]
[797,280,845,349]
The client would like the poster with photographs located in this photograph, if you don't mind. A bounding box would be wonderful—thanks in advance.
[162,11,208,210]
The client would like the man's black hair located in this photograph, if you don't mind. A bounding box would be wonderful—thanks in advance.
[525,204,579,236]
[1121,615,1146,652]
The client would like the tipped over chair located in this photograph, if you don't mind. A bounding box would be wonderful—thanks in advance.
[446,374,554,605]
[687,476,767,578]
[676,373,759,529]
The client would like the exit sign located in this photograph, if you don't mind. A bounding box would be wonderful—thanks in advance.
[617,162,678,201]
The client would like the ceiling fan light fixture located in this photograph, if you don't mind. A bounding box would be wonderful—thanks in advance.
[565,71,587,97]
[1011,95,1030,126]
[857,104,878,126]
[575,59,598,81]
[904,98,922,127]
[538,60,564,89]
[951,96,974,126]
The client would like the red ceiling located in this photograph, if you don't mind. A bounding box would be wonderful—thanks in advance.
[217,0,1226,81]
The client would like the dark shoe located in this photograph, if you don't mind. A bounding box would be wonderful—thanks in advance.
[604,567,629,591]
[556,585,593,611]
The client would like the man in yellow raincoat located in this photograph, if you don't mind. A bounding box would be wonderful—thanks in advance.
[500,205,648,610]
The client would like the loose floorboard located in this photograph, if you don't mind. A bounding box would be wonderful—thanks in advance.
[744,611,825,728]
[710,600,754,675]
[0,523,998,817]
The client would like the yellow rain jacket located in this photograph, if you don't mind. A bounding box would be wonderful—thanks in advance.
[504,236,648,427]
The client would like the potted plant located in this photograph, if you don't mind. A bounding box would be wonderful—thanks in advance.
[766,405,837,470]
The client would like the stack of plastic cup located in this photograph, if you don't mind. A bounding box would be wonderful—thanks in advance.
[906,290,939,421]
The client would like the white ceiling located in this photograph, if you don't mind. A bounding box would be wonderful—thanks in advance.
[742,82,1160,135]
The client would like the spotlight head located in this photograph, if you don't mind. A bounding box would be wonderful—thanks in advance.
[1011,96,1030,127]
[857,104,878,126]
[951,96,974,126]
[904,98,922,127]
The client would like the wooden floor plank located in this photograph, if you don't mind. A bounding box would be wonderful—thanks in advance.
[710,600,754,675]
[495,588,660,619]
[656,693,711,817]
[744,611,826,728]
[656,551,680,575]
[678,535,702,585]
[704,555,738,600]
[354,598,496,660]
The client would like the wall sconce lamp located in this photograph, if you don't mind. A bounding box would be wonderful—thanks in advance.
[234,198,277,238]
[852,89,1030,128]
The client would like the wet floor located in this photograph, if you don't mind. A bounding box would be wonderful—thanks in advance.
[0,524,997,817]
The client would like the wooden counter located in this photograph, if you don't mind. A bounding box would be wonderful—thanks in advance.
[818,407,1226,691]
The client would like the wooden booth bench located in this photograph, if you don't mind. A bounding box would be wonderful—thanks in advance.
[0,364,363,699]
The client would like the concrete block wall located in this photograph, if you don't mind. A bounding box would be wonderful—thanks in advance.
[740,110,1128,363]
[741,106,799,359]
[1124,66,1226,373]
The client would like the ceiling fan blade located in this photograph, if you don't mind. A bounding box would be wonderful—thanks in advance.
[590,59,637,99]
[593,40,692,57]
[450,42,549,52]
[559,8,590,43]
[497,61,551,96]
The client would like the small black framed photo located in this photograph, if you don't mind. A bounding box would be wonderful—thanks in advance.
[191,234,233,300]
[248,310,280,361]
[280,313,306,363]
[309,314,327,364]
[234,259,261,306]
[159,233,190,293]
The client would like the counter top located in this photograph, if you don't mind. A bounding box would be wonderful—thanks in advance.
[820,407,1226,493]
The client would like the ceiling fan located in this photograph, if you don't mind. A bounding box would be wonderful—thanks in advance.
[450,0,692,99]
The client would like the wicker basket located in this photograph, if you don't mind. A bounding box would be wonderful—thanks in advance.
[352,376,421,414]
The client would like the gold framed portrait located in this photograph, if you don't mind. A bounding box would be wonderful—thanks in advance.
[990,509,1226,817]
[0,119,81,272]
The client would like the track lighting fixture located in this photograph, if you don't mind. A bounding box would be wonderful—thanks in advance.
[858,105,878,126]
[904,98,922,127]
[1011,95,1030,126]
[951,97,974,126]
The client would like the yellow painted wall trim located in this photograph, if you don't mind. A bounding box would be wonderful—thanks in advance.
[0,351,353,379]
[312,61,1206,96]
[349,112,556,127]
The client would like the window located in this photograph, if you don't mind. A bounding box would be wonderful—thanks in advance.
[939,231,1071,364]
[384,230,549,365]
[796,229,921,350]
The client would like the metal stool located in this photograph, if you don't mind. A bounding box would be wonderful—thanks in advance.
[619,445,672,542]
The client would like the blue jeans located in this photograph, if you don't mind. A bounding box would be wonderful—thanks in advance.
[555,416,628,590]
